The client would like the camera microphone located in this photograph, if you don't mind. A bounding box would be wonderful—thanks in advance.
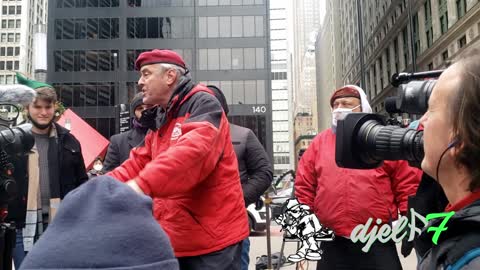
[0,84,36,106]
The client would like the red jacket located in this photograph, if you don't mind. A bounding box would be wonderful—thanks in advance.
[295,128,421,238]
[108,82,249,257]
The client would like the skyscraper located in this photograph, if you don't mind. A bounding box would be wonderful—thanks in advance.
[0,0,48,84]
[47,0,272,156]
[291,0,321,143]
[270,0,292,174]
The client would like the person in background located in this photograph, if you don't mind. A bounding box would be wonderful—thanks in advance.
[107,49,248,270]
[416,47,480,270]
[209,85,273,270]
[20,176,179,270]
[295,85,421,270]
[87,156,104,178]
[8,73,88,268]
[103,93,149,172]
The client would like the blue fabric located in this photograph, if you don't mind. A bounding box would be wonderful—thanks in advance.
[13,229,26,269]
[241,237,250,270]
[447,248,480,270]
[20,176,179,270]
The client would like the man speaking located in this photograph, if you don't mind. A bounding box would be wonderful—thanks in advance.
[107,49,248,270]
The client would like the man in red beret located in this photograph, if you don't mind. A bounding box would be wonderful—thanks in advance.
[294,85,421,269]
[107,49,248,270]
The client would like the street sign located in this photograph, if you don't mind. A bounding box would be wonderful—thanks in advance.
[117,104,130,133]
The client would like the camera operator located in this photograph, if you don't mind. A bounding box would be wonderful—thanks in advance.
[6,74,88,268]
[416,48,480,270]
[295,85,421,270]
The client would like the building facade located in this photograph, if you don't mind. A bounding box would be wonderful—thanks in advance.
[335,0,480,113]
[290,0,321,159]
[0,0,47,84]
[270,0,292,175]
[315,0,343,131]
[47,0,272,156]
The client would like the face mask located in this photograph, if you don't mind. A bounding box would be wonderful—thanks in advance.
[331,105,360,131]
[93,164,103,171]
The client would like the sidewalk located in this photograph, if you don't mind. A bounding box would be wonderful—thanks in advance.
[248,226,418,270]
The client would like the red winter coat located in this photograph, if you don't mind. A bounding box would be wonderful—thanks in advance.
[295,128,421,238]
[108,82,249,257]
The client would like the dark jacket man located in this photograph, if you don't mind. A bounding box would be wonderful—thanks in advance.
[7,122,88,227]
[208,84,272,206]
[230,124,272,206]
[103,94,148,172]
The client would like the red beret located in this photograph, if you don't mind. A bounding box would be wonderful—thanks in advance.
[330,85,361,107]
[135,49,187,70]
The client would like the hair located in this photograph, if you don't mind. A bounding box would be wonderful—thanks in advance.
[34,87,57,104]
[157,63,189,84]
[450,47,480,192]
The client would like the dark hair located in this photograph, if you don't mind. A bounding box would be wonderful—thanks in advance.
[450,47,480,192]
[35,87,57,104]
[207,85,229,115]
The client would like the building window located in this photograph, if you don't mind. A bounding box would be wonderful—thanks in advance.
[456,0,467,19]
[54,82,116,108]
[127,0,193,7]
[413,14,420,55]
[402,27,410,66]
[458,35,467,48]
[199,16,264,38]
[127,17,193,39]
[439,0,448,34]
[198,0,263,6]
[197,48,264,71]
[55,18,119,40]
[442,50,448,61]
[54,50,119,72]
[56,0,120,7]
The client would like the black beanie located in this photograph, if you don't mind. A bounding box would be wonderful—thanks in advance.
[207,85,229,115]
[130,93,144,115]
[20,176,179,270]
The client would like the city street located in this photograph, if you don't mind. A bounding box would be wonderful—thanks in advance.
[248,226,418,270]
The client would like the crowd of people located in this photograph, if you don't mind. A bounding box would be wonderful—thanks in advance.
[5,47,480,270]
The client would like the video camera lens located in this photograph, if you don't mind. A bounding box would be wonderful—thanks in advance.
[336,113,424,169]
[0,123,34,156]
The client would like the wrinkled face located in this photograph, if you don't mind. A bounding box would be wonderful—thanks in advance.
[137,64,177,108]
[420,64,460,181]
[134,104,149,119]
[28,99,55,129]
[332,97,362,112]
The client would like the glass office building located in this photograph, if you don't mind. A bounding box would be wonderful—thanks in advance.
[47,0,272,156]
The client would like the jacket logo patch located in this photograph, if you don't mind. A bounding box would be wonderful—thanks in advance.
[171,123,182,141]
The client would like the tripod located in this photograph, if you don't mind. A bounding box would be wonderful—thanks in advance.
[0,206,15,270]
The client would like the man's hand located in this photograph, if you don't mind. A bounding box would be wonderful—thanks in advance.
[126,180,144,195]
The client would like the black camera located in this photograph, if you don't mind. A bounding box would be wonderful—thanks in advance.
[0,123,35,203]
[335,70,443,169]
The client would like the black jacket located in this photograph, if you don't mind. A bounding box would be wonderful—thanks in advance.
[417,199,480,270]
[102,127,147,172]
[6,123,88,227]
[230,124,273,206]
